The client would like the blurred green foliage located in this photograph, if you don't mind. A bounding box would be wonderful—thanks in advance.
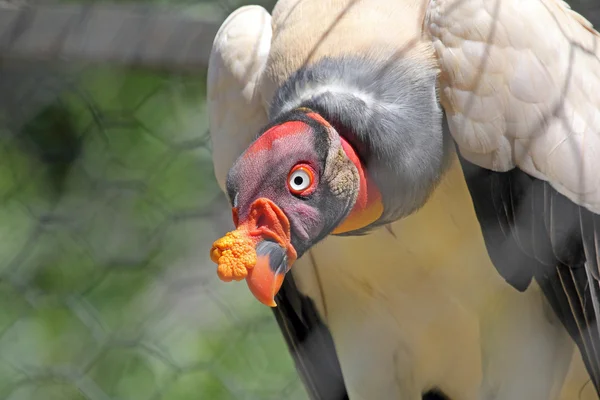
[0,55,304,400]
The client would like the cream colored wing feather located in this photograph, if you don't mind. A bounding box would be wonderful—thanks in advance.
[425,0,600,214]
[207,5,272,192]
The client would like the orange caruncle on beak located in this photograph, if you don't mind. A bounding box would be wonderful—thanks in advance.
[210,198,297,307]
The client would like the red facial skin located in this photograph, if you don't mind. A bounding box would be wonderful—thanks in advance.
[211,111,383,307]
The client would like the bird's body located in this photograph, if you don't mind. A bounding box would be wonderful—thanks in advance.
[295,154,582,400]
[207,0,600,399]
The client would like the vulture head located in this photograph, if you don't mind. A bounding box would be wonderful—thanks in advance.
[211,56,452,307]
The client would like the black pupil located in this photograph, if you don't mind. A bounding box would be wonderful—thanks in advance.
[294,176,304,186]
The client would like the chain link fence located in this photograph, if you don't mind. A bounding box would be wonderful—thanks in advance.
[0,1,308,398]
[1,0,600,399]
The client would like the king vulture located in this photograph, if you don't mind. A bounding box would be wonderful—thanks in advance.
[206,0,600,399]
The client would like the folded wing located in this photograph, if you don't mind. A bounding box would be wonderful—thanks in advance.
[426,0,600,393]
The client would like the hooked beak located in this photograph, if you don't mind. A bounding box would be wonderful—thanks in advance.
[210,198,297,307]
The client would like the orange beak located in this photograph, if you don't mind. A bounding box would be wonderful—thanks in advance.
[210,198,297,307]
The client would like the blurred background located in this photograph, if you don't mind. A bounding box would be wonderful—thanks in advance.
[0,0,598,399]
[0,1,310,399]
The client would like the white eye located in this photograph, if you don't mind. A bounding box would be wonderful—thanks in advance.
[288,167,313,194]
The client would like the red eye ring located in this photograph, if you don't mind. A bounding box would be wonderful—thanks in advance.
[287,164,316,196]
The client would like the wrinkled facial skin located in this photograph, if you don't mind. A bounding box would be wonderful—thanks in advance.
[211,110,364,307]
[226,113,359,258]
[212,111,360,307]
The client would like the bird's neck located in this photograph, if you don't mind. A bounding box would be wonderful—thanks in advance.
[301,109,384,234]
[270,55,448,232]
[333,133,384,234]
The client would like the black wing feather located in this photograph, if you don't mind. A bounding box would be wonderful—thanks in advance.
[272,271,349,400]
[459,152,600,397]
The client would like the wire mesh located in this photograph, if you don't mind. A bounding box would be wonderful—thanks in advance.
[0,18,305,400]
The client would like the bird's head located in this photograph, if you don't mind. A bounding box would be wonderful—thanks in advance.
[210,108,384,307]
[210,56,448,307]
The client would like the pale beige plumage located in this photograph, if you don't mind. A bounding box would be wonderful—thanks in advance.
[207,5,271,193]
[207,0,600,399]
[426,0,600,214]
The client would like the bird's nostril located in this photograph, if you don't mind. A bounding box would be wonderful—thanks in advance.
[231,207,239,226]
[246,198,293,248]
[256,214,268,230]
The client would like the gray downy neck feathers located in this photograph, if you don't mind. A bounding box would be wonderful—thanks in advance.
[268,55,454,235]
